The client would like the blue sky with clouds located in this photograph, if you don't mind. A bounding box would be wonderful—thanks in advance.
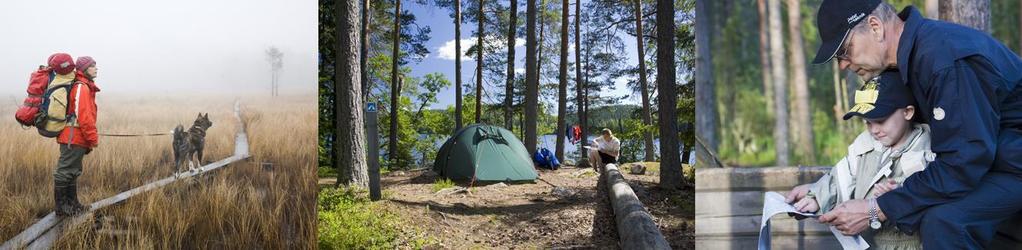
[400,0,642,111]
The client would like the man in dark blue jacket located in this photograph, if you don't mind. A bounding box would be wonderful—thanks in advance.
[788,0,1022,248]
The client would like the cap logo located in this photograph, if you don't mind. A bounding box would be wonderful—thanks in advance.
[849,79,879,114]
[847,13,865,24]
[60,62,70,68]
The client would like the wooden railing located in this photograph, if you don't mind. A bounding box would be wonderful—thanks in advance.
[694,166,839,249]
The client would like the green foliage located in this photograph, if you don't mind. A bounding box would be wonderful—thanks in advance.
[813,109,854,165]
[683,163,695,184]
[431,178,456,193]
[317,187,401,250]
[992,0,1022,54]
[614,118,654,163]
[318,166,338,178]
[718,87,775,166]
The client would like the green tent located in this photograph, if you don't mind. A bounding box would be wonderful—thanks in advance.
[433,124,538,182]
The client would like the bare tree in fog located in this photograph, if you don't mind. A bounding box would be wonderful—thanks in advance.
[265,47,284,97]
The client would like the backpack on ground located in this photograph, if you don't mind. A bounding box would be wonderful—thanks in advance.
[533,148,561,170]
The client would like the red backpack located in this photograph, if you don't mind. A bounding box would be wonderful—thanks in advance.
[15,67,77,138]
[14,67,54,126]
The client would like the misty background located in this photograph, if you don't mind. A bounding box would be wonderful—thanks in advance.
[0,0,317,97]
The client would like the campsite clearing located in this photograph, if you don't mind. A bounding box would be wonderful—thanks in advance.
[373,162,693,249]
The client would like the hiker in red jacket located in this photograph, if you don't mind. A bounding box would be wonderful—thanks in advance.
[53,56,100,216]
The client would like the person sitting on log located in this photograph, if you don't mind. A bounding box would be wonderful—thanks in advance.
[587,128,620,170]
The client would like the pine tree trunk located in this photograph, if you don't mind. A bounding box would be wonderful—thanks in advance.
[456,0,465,133]
[538,0,547,82]
[389,0,401,168]
[787,0,814,164]
[361,0,371,100]
[583,42,591,153]
[525,0,539,155]
[939,0,991,33]
[656,0,681,189]
[477,0,485,124]
[634,0,655,162]
[574,0,585,157]
[832,61,845,134]
[505,0,518,130]
[695,0,718,167]
[555,0,568,161]
[767,0,790,166]
[926,0,939,18]
[757,0,773,115]
[337,0,369,187]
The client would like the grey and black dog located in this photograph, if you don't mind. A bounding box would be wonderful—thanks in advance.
[173,113,212,173]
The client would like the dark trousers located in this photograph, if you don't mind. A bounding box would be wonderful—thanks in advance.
[54,144,87,188]
[598,151,617,164]
[919,130,1022,249]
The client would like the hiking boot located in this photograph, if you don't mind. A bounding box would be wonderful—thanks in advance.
[54,185,66,216]
[54,186,84,216]
[55,186,72,216]
[67,184,87,214]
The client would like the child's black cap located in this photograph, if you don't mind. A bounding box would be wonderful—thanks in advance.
[843,70,915,120]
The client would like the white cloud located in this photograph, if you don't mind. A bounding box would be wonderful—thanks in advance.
[437,38,474,61]
[436,36,525,61]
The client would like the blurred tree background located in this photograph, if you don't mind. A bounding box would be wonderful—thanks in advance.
[703,0,1021,167]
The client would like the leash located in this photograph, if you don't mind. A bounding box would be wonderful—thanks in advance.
[98,130,175,137]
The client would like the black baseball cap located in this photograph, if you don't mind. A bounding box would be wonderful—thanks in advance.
[812,0,882,64]
[843,70,915,120]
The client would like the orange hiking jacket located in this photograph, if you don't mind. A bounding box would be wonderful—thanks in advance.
[56,71,100,148]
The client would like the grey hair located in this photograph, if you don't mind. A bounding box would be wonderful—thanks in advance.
[852,2,898,33]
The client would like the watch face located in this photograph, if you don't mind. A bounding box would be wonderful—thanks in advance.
[870,220,882,229]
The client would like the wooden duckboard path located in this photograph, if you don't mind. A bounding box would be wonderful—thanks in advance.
[2,100,250,250]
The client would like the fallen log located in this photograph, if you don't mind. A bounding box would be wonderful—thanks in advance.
[603,163,670,250]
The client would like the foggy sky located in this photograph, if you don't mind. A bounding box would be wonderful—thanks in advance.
[0,0,316,97]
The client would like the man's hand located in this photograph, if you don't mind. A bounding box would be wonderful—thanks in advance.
[785,184,812,204]
[819,199,872,235]
[872,179,899,197]
[794,197,820,213]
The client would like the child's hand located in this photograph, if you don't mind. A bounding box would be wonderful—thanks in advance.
[794,197,820,213]
[873,179,900,197]
[785,184,812,203]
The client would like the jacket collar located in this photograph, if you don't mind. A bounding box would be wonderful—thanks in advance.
[896,6,924,84]
[74,71,101,92]
[849,132,877,157]
[863,123,930,195]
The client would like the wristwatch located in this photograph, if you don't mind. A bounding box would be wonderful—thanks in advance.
[869,198,882,229]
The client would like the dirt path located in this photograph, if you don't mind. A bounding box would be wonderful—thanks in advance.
[380,165,619,249]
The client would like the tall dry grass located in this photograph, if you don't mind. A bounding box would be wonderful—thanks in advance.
[0,93,316,248]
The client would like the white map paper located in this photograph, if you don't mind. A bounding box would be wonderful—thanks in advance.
[758,192,870,250]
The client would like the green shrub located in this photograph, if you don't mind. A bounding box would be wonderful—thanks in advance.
[317,187,400,250]
[431,178,455,192]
